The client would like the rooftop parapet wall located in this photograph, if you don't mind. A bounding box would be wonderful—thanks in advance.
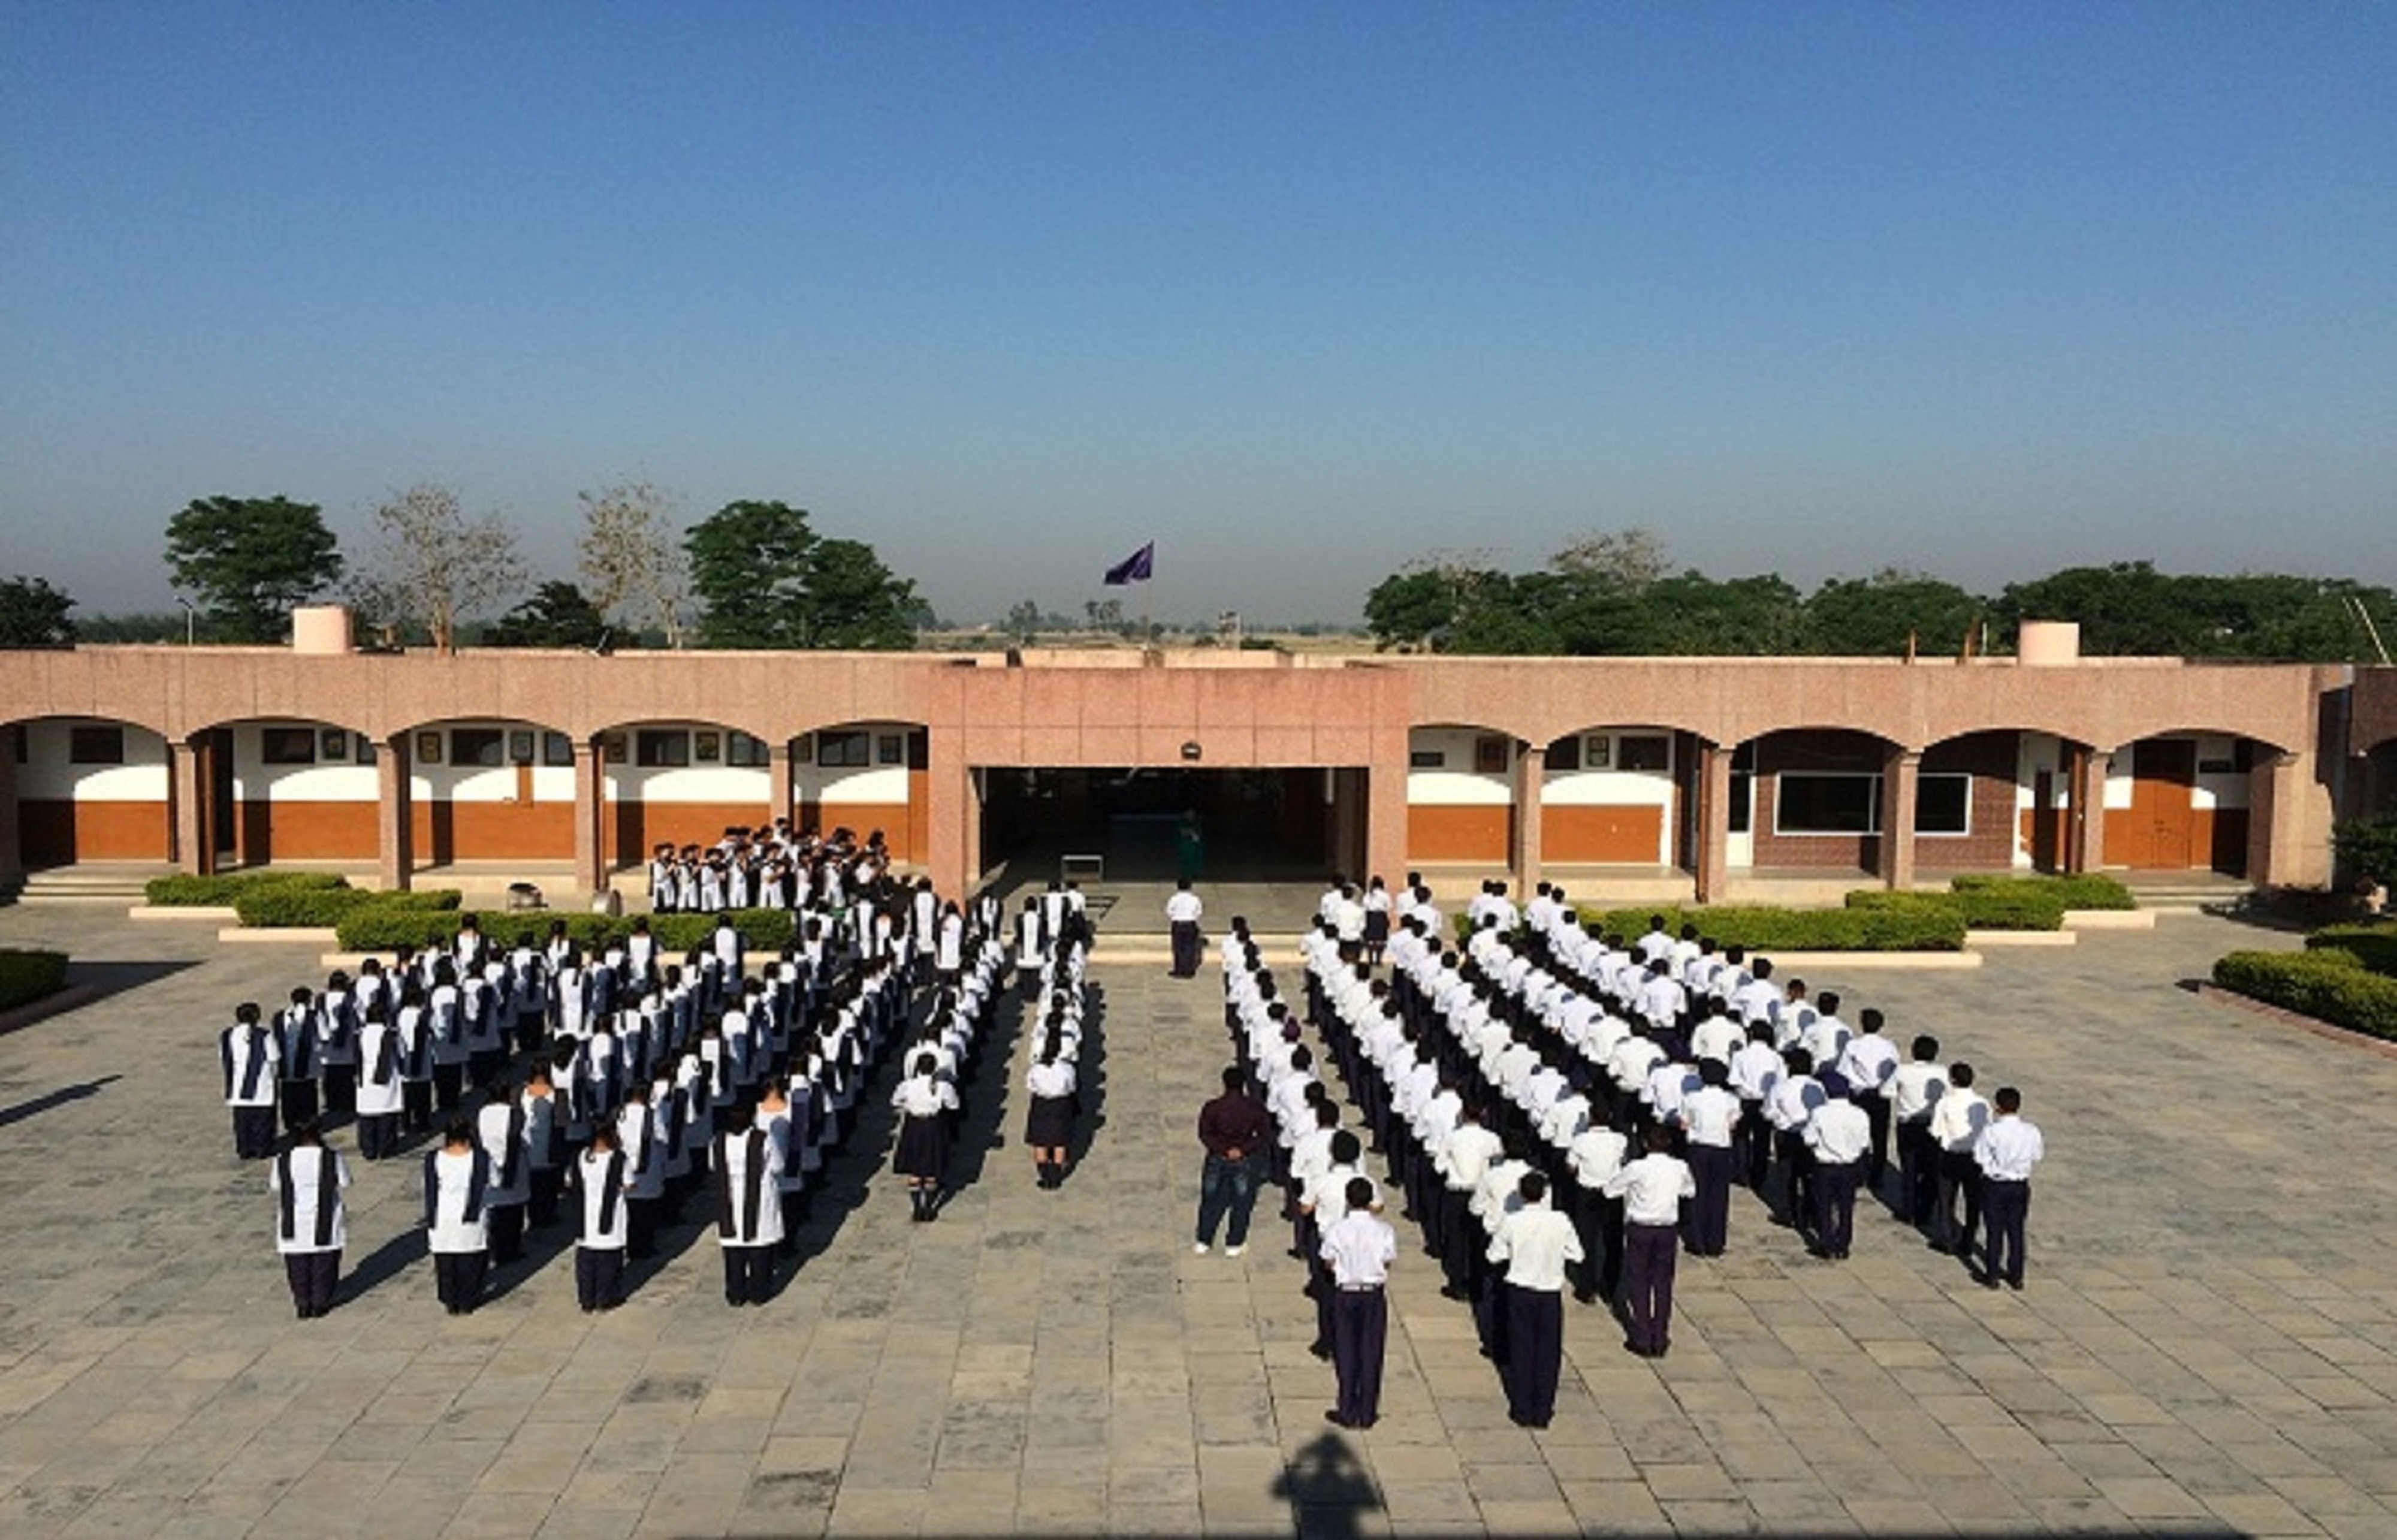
[0,644,2342,760]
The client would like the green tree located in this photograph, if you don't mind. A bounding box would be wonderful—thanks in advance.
[684,500,919,649]
[0,575,76,647]
[1803,571,1987,657]
[481,581,609,648]
[164,494,343,642]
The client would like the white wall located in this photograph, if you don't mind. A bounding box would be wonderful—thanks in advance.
[14,720,168,801]
[1407,727,1511,808]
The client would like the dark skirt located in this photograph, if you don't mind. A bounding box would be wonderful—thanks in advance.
[893,1113,949,1180]
[1363,910,1391,945]
[1025,1092,1076,1148]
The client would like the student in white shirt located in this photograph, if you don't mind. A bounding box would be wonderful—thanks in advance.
[273,1122,348,1318]
[424,1118,493,1316]
[1487,1170,1585,1427]
[1972,1086,2045,1290]
[1320,1176,1398,1430]
[1604,1124,1695,1358]
[570,1124,633,1312]
[222,1002,280,1161]
[890,1053,961,1221]
[1024,1032,1079,1189]
[1927,1062,1992,1257]
[1888,1034,1948,1227]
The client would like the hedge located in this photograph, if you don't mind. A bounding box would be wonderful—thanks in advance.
[1951,872,2137,911]
[336,905,798,956]
[2304,923,2397,979]
[144,871,351,907]
[1846,887,2067,932]
[1581,903,1967,953]
[2212,949,2397,1041]
[232,886,461,928]
[0,949,70,1011]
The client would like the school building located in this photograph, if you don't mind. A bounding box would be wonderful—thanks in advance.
[2,612,2390,902]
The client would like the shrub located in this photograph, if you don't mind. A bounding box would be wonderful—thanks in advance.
[1950,872,2137,912]
[336,905,794,956]
[1847,886,2066,931]
[2212,949,2397,1041]
[2332,814,2397,888]
[233,886,461,928]
[144,871,349,907]
[1582,903,1966,953]
[0,949,69,1011]
[2305,923,2397,979]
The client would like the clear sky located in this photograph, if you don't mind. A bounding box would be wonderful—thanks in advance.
[4,3,2391,626]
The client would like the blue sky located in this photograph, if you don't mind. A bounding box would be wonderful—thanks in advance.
[4,4,2391,626]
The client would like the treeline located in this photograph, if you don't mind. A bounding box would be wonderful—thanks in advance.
[1,486,925,652]
[1364,535,2397,662]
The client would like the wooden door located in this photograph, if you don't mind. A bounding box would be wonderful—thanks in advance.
[2125,739,2197,868]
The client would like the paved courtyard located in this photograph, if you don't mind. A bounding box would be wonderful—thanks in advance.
[0,903,2393,1537]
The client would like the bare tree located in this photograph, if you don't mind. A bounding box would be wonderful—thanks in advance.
[577,481,689,648]
[1551,527,1671,592]
[363,484,526,653]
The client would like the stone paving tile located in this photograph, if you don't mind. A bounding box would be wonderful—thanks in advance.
[10,907,2397,1533]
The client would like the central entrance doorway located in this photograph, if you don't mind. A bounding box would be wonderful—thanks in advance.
[979,767,1352,884]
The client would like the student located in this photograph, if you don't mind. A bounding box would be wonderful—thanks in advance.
[566,1123,631,1310]
[476,1076,532,1265]
[354,1000,406,1161]
[890,1052,961,1221]
[1024,1032,1079,1189]
[273,988,321,1133]
[1677,1058,1741,1257]
[523,1062,566,1230]
[755,1079,808,1255]
[273,1122,348,1318]
[1888,1034,1948,1225]
[716,1120,783,1306]
[617,1081,665,1259]
[1165,880,1204,979]
[1973,1086,2045,1290]
[1804,1074,1872,1262]
[1604,1125,1695,1358]
[423,1117,493,1316]
[1319,1175,1398,1430]
[395,981,436,1136]
[316,973,360,1122]
[222,1002,280,1160]
[1487,1170,1584,1428]
[1927,1062,1991,1257]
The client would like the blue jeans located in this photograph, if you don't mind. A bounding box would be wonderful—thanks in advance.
[1195,1153,1263,1247]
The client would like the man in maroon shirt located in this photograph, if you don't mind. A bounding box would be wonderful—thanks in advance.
[1194,1066,1272,1256]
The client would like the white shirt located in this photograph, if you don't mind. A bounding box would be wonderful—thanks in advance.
[1928,1086,1991,1153]
[1889,1061,1947,1122]
[1975,1115,2045,1181]
[1804,1100,1872,1165]
[1486,1200,1584,1291]
[1603,1152,1696,1226]
[271,1146,348,1254]
[1319,1209,1398,1288]
[1166,890,1203,924]
[1680,1085,1741,1149]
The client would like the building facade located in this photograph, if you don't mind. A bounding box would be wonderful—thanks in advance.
[1,620,2381,902]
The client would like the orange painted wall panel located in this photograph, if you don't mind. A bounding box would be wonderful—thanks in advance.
[799,799,919,862]
[1542,805,1665,864]
[1407,805,1510,864]
[617,802,777,859]
[413,801,576,863]
[18,800,170,863]
[237,801,378,861]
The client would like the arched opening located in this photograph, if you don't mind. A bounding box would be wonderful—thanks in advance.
[792,721,929,865]
[2102,730,2278,874]
[5,715,172,866]
[1735,727,1906,880]
[603,720,782,867]
[1537,724,1689,867]
[1405,724,1518,868]
[195,717,378,868]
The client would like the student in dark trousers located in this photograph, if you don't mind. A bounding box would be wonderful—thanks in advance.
[424,1118,492,1316]
[1972,1087,2046,1290]
[717,1122,783,1306]
[273,1122,348,1318]
[570,1124,632,1312]
[1604,1125,1694,1358]
[1487,1171,1584,1428]
[222,1002,280,1160]
[1318,1176,1397,1430]
[273,988,321,1133]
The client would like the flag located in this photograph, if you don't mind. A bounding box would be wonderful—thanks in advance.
[1103,541,1154,586]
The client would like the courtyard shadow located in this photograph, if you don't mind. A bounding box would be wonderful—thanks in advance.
[0,1074,121,1131]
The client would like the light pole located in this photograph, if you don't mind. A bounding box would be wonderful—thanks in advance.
[175,596,195,647]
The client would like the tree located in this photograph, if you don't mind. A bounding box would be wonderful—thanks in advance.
[0,575,76,647]
[1803,571,1987,657]
[684,500,920,650]
[684,500,819,647]
[1006,599,1042,643]
[164,494,343,642]
[481,581,609,648]
[578,481,689,648]
[360,484,526,652]
[1551,527,1670,593]
[1363,555,1507,651]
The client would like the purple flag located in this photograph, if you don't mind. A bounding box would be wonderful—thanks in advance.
[1103,541,1154,586]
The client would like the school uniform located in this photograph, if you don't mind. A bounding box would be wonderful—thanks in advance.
[1927,1085,1991,1254]
[272,1144,348,1316]
[1320,1207,1398,1429]
[427,983,467,1112]
[221,1020,280,1159]
[354,1018,406,1159]
[423,1145,493,1314]
[316,991,360,1120]
[1024,1058,1078,1153]
[476,1099,532,1264]
[1888,1058,1947,1225]
[395,1004,435,1133]
[524,1085,564,1228]
[716,1124,783,1305]
[617,1101,665,1257]
[570,1146,632,1310]
[273,1005,320,1131]
[1678,1083,1741,1256]
[1973,1113,2045,1288]
[1604,1151,1695,1357]
[1487,1198,1583,1426]
[890,1072,961,1185]
[1803,1097,1872,1260]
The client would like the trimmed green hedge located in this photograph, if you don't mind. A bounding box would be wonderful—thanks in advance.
[232,886,461,928]
[336,905,796,956]
[1846,887,2067,932]
[1581,903,1967,953]
[2305,923,2397,979]
[1952,872,2137,911]
[2212,949,2397,1041]
[144,871,351,907]
[0,949,70,1011]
